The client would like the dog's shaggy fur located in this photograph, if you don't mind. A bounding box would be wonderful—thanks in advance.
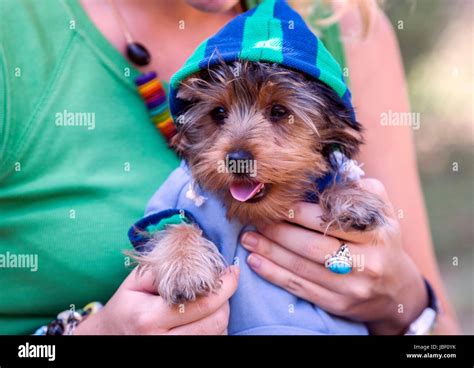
[132,224,226,304]
[132,61,387,304]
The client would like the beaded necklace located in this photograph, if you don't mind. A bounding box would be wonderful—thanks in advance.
[108,0,176,143]
[135,72,176,142]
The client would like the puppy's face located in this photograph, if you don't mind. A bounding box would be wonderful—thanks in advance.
[172,61,362,223]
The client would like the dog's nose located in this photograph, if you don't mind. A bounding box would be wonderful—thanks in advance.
[226,150,254,175]
[227,150,254,165]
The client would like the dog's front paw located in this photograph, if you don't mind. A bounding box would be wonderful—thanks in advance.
[319,181,388,232]
[134,224,226,305]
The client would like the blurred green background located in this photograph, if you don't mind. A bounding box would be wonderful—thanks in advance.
[384,0,473,333]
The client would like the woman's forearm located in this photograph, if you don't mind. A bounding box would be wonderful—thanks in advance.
[341,6,460,333]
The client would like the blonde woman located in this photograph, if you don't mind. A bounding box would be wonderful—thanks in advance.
[0,0,459,334]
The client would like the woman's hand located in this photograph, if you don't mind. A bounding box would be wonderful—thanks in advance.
[74,265,239,335]
[241,179,428,335]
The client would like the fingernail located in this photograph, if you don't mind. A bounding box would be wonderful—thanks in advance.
[229,265,240,276]
[247,254,261,269]
[241,232,258,249]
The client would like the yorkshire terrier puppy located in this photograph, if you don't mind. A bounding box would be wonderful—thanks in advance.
[131,60,387,305]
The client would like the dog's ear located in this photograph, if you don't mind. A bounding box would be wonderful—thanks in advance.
[170,130,190,158]
[170,78,203,159]
[177,73,216,103]
[176,83,198,102]
[311,80,364,158]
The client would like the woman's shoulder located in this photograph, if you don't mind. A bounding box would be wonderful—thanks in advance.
[1,0,76,153]
[1,1,74,78]
[2,0,74,68]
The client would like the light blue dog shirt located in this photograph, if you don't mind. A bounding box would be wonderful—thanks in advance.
[129,161,368,335]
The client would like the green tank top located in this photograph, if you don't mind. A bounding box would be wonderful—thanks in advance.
[0,0,347,334]
[0,0,179,334]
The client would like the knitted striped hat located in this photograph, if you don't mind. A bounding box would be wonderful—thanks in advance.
[169,0,355,126]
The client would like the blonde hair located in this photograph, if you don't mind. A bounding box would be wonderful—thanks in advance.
[289,0,380,38]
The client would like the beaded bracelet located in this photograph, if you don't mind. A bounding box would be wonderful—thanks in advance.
[33,302,103,336]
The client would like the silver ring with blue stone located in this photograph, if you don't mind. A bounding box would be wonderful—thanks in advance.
[325,243,353,274]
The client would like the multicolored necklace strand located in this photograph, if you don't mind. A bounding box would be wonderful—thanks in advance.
[135,72,176,142]
[108,0,176,143]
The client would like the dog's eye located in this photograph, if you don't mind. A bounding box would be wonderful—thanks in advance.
[210,106,227,125]
[270,104,288,121]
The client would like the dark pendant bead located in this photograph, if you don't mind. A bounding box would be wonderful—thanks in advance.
[46,319,65,336]
[126,42,151,66]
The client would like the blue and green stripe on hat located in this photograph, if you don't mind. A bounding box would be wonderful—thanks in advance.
[169,0,355,126]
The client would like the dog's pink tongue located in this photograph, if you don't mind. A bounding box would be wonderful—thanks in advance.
[229,182,264,202]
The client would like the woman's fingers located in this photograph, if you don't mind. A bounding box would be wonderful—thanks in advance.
[358,178,391,204]
[357,178,396,219]
[242,231,363,294]
[283,179,395,244]
[168,302,230,335]
[246,253,350,315]
[242,229,330,274]
[248,222,341,264]
[162,265,239,329]
[285,202,375,243]
[124,266,160,294]
[130,265,239,330]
